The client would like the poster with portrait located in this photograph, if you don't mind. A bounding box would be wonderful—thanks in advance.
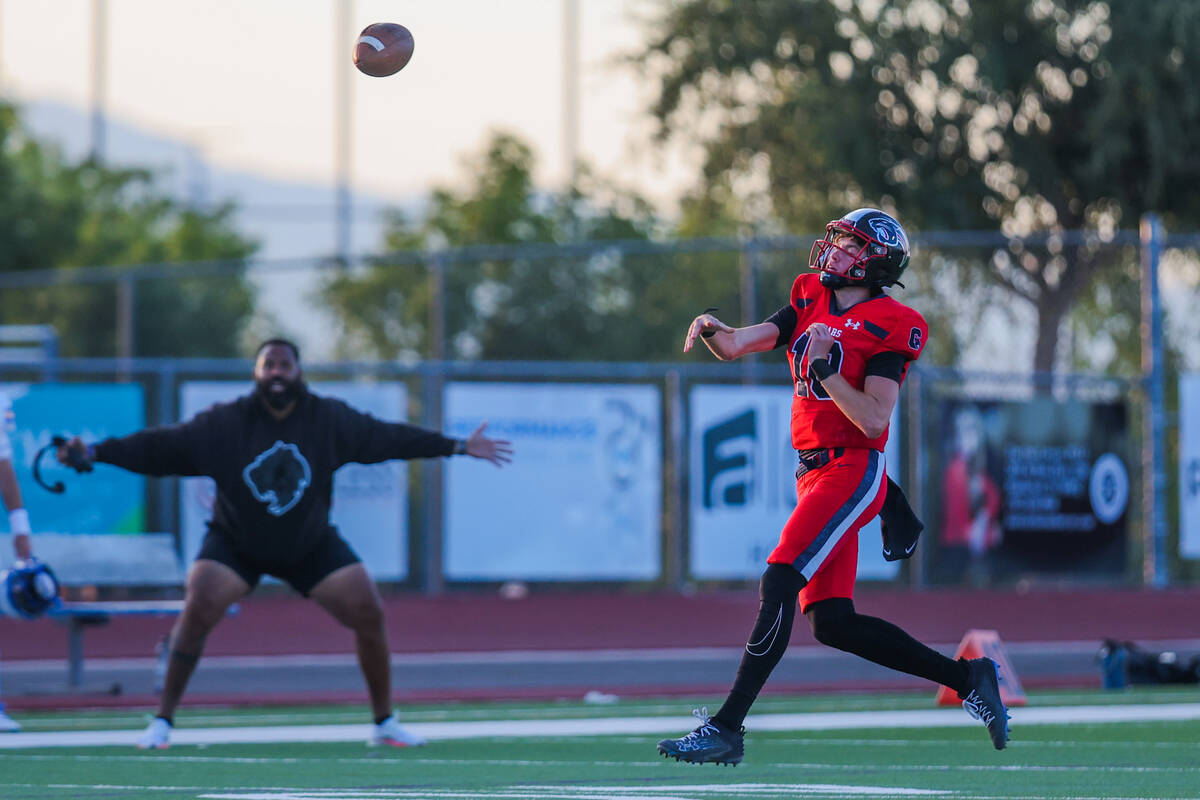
[931,398,1130,584]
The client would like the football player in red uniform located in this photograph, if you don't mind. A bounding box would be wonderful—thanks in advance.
[658,209,1010,765]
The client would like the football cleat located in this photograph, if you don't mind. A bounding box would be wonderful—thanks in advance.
[656,707,744,765]
[136,716,172,750]
[960,657,1011,750]
[370,713,427,747]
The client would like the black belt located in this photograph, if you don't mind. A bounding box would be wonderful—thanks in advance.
[795,447,845,478]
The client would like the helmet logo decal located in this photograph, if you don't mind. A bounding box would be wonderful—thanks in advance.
[868,217,903,247]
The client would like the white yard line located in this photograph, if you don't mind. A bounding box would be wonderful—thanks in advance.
[2,702,1199,750]
[0,784,1178,800]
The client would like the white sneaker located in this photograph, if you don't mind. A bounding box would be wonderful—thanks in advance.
[370,713,426,747]
[136,717,172,749]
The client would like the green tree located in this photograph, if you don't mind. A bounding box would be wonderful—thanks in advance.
[636,0,1200,372]
[0,103,258,357]
[323,130,736,362]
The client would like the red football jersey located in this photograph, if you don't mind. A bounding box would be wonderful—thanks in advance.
[777,273,927,451]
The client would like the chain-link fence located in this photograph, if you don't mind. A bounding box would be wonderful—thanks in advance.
[0,227,1195,591]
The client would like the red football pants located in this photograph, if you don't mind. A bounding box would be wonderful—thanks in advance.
[767,448,887,611]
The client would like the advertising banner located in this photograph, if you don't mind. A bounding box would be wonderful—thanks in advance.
[0,383,151,583]
[688,385,901,581]
[931,398,1130,583]
[444,382,661,580]
[179,382,409,579]
[1181,375,1200,558]
[1,383,146,535]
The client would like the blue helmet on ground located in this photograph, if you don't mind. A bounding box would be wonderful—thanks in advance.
[0,558,61,619]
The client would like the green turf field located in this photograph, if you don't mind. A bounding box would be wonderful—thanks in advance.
[2,687,1198,799]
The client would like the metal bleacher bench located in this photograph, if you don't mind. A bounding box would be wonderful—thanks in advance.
[45,600,238,690]
[1,534,239,691]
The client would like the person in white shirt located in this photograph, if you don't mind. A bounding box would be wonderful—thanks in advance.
[0,391,34,733]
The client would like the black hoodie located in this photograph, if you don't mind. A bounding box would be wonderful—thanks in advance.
[93,387,455,565]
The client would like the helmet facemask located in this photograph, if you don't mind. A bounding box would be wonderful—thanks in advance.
[810,224,875,288]
[809,210,910,291]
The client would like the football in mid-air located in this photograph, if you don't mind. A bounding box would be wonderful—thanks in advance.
[354,23,414,77]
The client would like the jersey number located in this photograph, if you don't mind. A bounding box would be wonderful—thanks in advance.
[791,334,843,400]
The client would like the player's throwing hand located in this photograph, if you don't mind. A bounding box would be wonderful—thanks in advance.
[683,312,735,352]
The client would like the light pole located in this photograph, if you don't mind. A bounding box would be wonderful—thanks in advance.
[90,0,107,163]
[335,0,354,263]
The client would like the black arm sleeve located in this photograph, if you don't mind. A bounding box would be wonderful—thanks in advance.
[864,350,909,382]
[765,303,797,349]
[91,413,212,477]
[332,400,457,465]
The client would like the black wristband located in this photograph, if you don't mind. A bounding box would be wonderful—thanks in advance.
[810,358,836,382]
[452,439,468,456]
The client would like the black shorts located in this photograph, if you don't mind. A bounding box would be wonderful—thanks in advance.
[195,528,361,597]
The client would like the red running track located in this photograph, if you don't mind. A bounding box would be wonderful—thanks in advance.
[4,586,1199,660]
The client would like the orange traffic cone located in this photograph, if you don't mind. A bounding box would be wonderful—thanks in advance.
[935,628,1027,707]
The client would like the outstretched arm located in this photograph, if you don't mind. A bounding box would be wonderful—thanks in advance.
[683,312,780,361]
[334,402,513,468]
[57,417,212,477]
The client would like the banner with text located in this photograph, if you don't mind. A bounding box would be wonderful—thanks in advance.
[1,383,146,536]
[1181,375,1200,559]
[688,385,901,581]
[179,382,409,580]
[444,382,661,580]
[930,397,1130,584]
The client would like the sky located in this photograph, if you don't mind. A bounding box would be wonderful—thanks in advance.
[2,1,1196,369]
[0,0,705,358]
[0,0,696,257]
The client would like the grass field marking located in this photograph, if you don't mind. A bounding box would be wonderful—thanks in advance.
[0,752,675,768]
[1,784,1182,800]
[4,702,1200,750]
[5,752,1198,776]
[767,763,1197,774]
[195,787,954,800]
[763,737,1200,749]
[9,790,1166,800]
[521,783,952,796]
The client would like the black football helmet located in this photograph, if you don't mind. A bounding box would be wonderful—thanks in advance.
[809,208,910,290]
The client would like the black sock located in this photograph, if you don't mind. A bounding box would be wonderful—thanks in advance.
[806,598,970,693]
[374,713,392,725]
[714,564,806,730]
[157,715,173,727]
